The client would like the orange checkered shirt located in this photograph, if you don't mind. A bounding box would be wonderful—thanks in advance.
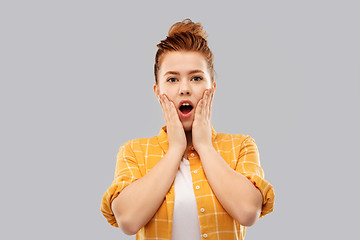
[100,125,275,239]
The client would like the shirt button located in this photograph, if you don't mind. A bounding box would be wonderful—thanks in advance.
[194,170,198,173]
[195,185,200,190]
[202,233,208,238]
[190,153,195,157]
[200,208,205,213]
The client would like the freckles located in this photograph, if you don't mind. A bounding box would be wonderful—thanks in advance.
[158,87,169,95]
[164,88,178,97]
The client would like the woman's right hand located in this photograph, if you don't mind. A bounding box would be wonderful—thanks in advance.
[158,94,187,155]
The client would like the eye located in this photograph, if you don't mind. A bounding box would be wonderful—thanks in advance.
[192,76,203,81]
[167,78,177,83]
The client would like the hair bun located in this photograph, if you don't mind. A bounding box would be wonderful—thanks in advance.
[154,18,215,83]
[168,18,208,40]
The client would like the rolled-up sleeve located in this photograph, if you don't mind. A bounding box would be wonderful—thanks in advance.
[235,136,275,218]
[100,140,142,227]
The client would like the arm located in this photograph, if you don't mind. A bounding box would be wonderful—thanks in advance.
[112,93,187,235]
[197,145,263,226]
[111,148,183,235]
[191,88,264,226]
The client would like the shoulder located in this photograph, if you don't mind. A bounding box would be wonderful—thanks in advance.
[118,135,160,152]
[215,132,255,146]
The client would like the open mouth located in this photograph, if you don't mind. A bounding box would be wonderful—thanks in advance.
[179,103,194,114]
[179,101,194,119]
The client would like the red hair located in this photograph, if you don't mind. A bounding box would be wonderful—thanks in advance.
[154,18,216,84]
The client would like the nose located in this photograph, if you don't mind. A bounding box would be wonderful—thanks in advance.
[180,90,190,95]
[179,82,191,95]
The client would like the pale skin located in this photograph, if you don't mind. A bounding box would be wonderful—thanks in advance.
[111,51,263,235]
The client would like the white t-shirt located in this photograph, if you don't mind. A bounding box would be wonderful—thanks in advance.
[171,158,201,240]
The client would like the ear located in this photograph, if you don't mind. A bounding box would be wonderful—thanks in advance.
[212,81,217,93]
[153,84,160,99]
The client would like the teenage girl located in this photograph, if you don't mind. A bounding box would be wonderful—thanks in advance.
[101,18,275,240]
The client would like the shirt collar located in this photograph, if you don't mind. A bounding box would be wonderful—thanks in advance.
[157,125,217,153]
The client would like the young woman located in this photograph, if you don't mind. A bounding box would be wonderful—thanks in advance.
[101,18,275,240]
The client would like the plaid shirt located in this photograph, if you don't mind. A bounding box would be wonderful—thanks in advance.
[101,125,275,240]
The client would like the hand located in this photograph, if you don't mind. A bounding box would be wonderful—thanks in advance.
[158,94,187,154]
[192,88,215,153]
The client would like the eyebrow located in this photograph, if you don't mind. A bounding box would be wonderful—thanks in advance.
[163,70,204,76]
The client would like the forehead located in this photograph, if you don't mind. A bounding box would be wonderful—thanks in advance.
[159,51,207,75]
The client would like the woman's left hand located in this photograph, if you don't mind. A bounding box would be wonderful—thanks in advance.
[192,88,215,153]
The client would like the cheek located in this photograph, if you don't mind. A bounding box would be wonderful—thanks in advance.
[195,87,207,99]
[193,87,209,106]
[160,87,177,98]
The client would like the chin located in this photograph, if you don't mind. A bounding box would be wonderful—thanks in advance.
[180,116,194,132]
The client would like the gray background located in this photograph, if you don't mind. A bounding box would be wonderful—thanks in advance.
[1,0,359,239]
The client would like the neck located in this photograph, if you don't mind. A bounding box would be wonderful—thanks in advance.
[181,130,192,160]
[185,130,192,148]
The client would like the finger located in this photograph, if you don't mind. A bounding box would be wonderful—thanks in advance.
[167,98,177,121]
[194,98,203,121]
[202,89,210,118]
[158,94,164,113]
[163,94,173,115]
[163,94,173,123]
[163,94,172,122]
[163,94,180,123]
[164,94,176,111]
[208,88,214,119]
[159,95,169,123]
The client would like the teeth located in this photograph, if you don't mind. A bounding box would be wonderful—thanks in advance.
[182,103,191,106]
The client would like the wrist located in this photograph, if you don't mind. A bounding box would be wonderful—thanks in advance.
[195,143,215,156]
[167,146,185,157]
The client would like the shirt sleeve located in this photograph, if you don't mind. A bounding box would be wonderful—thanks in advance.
[235,136,275,218]
[100,140,142,227]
